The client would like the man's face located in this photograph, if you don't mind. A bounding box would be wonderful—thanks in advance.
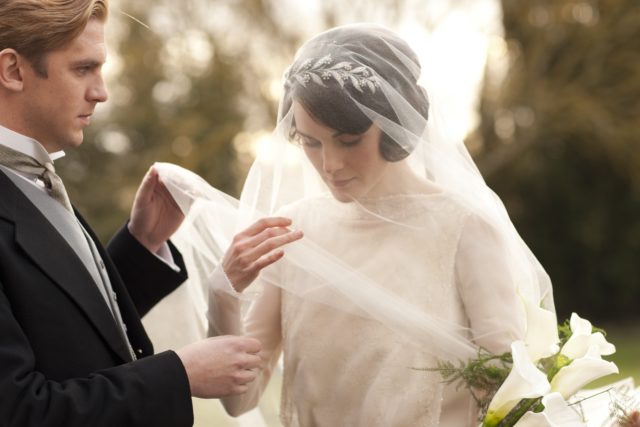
[21,19,108,153]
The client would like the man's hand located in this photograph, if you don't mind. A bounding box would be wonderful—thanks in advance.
[129,167,184,253]
[176,336,262,398]
[222,217,303,293]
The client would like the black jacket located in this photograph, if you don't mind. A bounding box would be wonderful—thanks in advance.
[0,170,193,426]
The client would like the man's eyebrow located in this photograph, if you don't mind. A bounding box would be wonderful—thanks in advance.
[70,59,102,68]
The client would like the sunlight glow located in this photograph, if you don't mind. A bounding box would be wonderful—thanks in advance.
[235,131,301,167]
[163,30,214,76]
[401,8,502,142]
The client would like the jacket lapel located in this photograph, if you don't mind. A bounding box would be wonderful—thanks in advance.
[1,171,133,362]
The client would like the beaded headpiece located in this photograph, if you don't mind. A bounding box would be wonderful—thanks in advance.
[284,54,381,93]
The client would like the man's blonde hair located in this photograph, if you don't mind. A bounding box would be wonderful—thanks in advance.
[0,0,109,76]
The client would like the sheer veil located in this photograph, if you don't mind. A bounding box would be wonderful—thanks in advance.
[148,23,555,365]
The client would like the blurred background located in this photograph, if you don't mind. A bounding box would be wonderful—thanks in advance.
[59,0,639,425]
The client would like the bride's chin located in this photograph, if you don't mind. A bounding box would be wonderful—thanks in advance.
[329,189,356,203]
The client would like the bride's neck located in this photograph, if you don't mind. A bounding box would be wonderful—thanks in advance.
[368,162,439,198]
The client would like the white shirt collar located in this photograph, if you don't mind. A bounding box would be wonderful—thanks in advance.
[0,124,65,164]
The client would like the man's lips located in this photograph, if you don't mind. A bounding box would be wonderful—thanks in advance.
[78,114,92,125]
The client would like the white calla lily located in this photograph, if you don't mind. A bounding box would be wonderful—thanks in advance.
[550,345,619,399]
[483,341,551,426]
[514,392,586,427]
[560,313,615,360]
[522,297,559,362]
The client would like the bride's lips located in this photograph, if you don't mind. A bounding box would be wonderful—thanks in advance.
[328,178,354,188]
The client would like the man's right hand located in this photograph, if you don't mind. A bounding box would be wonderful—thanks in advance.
[175,336,262,398]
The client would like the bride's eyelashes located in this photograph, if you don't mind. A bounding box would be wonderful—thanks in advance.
[336,135,362,147]
[295,134,321,148]
[295,132,362,149]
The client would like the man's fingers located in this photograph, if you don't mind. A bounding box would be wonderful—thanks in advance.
[135,168,157,203]
[242,356,262,372]
[239,337,262,355]
[231,384,249,395]
[235,368,259,386]
[154,179,182,213]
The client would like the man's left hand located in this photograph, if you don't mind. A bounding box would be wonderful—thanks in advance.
[129,166,184,253]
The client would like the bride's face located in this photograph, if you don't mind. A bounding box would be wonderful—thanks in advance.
[293,101,391,202]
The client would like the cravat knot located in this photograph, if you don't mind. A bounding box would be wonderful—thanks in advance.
[43,162,55,173]
[0,144,73,212]
[40,162,57,190]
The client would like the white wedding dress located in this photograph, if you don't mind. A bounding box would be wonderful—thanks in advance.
[145,23,555,427]
[208,192,526,426]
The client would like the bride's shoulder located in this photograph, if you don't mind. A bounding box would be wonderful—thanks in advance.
[423,189,473,219]
[418,191,498,241]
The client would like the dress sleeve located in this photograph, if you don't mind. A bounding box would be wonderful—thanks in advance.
[207,265,283,417]
[454,213,527,355]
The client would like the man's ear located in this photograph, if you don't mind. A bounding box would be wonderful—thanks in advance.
[0,49,25,92]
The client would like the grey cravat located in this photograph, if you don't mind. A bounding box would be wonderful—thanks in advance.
[0,144,73,212]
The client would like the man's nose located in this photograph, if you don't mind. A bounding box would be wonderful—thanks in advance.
[88,75,108,103]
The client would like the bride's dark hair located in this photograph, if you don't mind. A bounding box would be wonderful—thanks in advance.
[281,24,429,162]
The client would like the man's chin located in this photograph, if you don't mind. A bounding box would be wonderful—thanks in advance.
[48,134,84,153]
[67,132,85,148]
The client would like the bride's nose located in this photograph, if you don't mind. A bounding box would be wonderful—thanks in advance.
[321,144,345,174]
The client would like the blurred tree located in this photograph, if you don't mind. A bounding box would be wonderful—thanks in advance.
[474,0,640,321]
[60,2,247,242]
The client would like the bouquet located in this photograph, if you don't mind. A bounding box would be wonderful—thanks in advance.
[432,297,639,426]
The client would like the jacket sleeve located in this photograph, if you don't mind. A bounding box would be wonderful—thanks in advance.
[0,281,194,427]
[107,224,188,317]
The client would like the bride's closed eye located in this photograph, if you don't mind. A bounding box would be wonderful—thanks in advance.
[294,131,362,148]
[295,133,322,148]
[337,136,362,147]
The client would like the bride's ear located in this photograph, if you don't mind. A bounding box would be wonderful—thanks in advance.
[0,49,25,92]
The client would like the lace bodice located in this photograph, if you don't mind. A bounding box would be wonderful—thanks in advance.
[208,192,525,426]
